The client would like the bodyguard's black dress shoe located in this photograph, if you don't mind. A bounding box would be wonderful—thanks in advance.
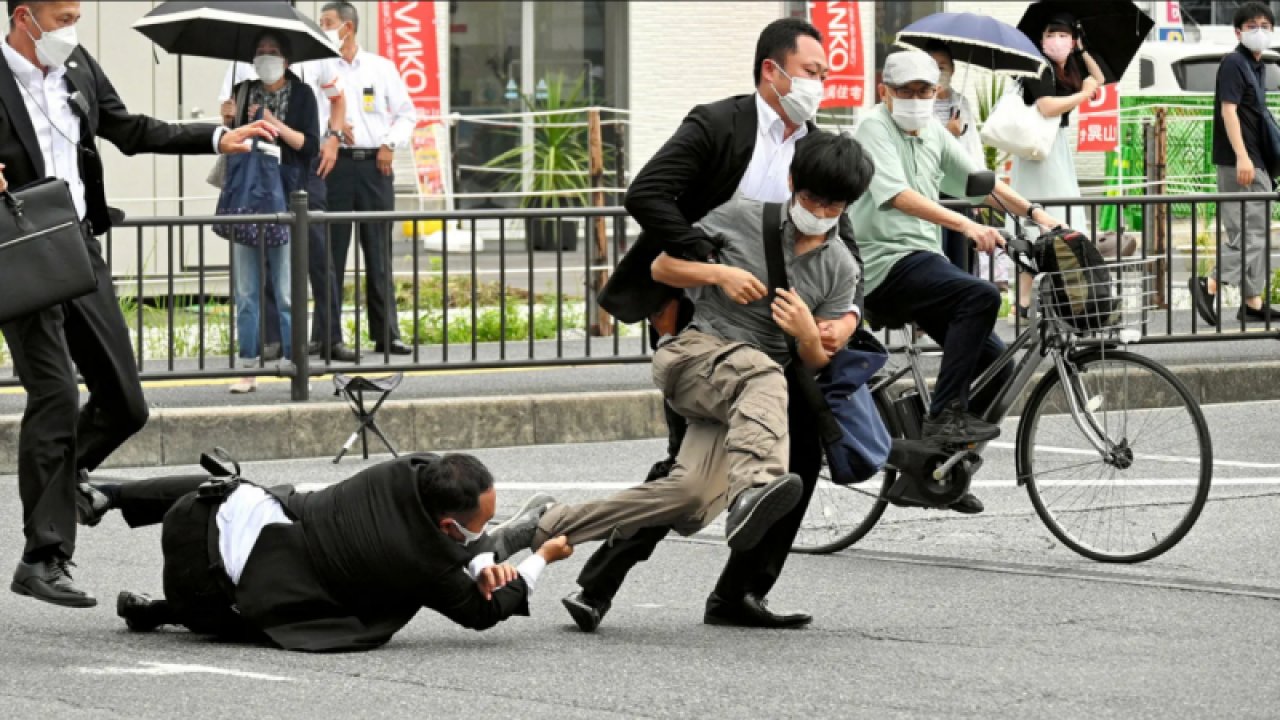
[117,591,170,632]
[11,557,96,608]
[562,590,611,632]
[704,592,811,629]
[76,481,112,527]
[374,339,413,355]
[725,474,803,552]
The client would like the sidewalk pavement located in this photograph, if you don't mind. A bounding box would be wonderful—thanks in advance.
[2,341,1279,472]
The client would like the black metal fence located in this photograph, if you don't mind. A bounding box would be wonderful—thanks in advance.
[1,190,1277,401]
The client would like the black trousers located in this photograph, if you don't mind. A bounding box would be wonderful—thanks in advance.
[113,474,261,638]
[324,154,400,346]
[866,251,1012,416]
[261,160,343,350]
[0,227,149,559]
[576,361,824,604]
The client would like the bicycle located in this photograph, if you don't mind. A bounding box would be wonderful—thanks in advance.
[792,216,1213,564]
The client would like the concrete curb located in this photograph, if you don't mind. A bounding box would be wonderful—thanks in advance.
[0,361,1277,473]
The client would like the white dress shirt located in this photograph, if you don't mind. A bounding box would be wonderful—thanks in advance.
[464,551,547,592]
[737,93,808,203]
[3,38,86,219]
[311,48,416,150]
[216,484,293,585]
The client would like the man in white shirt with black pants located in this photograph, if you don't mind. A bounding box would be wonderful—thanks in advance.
[316,1,417,356]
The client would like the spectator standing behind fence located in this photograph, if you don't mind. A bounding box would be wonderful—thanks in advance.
[1189,2,1280,326]
[0,0,273,609]
[315,1,417,356]
[222,33,320,394]
[1008,11,1105,315]
[219,54,358,364]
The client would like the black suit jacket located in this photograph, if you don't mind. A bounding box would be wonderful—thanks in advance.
[0,45,219,236]
[233,454,530,653]
[599,94,862,323]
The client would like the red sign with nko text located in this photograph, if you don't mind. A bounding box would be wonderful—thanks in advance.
[378,1,447,197]
[809,1,865,108]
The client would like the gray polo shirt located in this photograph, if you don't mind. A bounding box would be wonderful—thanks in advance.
[687,193,859,366]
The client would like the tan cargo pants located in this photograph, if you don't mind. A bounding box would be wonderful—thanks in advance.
[535,330,790,546]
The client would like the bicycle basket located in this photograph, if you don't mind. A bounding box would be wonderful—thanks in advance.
[1036,257,1157,335]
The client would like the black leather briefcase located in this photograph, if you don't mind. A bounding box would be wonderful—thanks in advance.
[0,178,96,325]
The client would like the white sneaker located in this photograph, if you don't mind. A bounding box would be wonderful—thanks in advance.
[229,377,258,394]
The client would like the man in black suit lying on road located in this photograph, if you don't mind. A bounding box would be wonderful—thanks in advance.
[76,453,570,652]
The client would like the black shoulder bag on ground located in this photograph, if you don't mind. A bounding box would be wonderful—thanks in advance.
[0,178,96,325]
[761,203,891,485]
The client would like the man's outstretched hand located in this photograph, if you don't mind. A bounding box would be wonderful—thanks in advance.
[218,120,278,154]
[536,535,574,563]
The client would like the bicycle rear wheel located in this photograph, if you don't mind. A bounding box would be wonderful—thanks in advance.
[1018,349,1212,563]
[791,390,896,555]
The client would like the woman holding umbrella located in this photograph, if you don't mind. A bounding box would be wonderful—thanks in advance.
[1009,11,1107,313]
[222,31,321,393]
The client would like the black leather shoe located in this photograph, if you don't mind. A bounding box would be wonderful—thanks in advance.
[262,342,283,362]
[1188,277,1218,326]
[562,590,611,632]
[950,492,985,515]
[11,557,96,608]
[725,474,803,552]
[117,591,165,632]
[76,481,112,527]
[374,339,413,355]
[328,343,358,362]
[704,592,811,629]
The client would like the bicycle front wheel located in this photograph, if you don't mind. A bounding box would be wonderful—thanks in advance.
[1018,349,1212,563]
[791,390,896,555]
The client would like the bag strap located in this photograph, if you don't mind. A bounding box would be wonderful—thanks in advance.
[761,203,843,446]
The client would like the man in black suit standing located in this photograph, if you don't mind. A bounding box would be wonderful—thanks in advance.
[576,18,861,631]
[78,453,573,652]
[0,0,274,609]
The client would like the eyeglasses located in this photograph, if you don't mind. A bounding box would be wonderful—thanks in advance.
[888,84,938,100]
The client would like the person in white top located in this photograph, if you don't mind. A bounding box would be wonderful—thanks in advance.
[316,1,418,356]
[218,51,359,363]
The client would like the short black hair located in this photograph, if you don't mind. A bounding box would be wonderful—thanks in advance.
[754,18,822,86]
[321,1,359,31]
[417,453,494,522]
[790,131,874,206]
[1234,2,1275,29]
[923,39,952,61]
[254,29,293,63]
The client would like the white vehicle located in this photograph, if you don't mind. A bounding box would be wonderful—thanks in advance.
[1125,41,1280,96]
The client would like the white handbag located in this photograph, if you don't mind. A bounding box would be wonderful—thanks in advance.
[979,89,1060,162]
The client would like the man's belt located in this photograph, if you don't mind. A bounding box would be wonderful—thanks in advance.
[339,147,378,161]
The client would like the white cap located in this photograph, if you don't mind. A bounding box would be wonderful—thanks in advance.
[882,51,940,87]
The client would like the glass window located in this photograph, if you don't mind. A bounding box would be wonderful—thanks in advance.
[1140,59,1155,88]
[1172,57,1280,91]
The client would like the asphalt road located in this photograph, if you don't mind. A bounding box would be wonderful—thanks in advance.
[2,399,1280,717]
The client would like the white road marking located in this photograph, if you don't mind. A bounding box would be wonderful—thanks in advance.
[986,441,1280,470]
[78,662,288,681]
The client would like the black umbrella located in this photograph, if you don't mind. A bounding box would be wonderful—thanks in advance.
[132,1,339,64]
[1017,0,1155,84]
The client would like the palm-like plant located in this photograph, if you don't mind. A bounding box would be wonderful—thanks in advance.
[484,72,592,210]
[974,71,1009,173]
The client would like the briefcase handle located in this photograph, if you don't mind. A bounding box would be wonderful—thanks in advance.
[1,191,24,217]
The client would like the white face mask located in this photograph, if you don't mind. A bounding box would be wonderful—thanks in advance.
[446,519,484,547]
[771,63,824,124]
[254,55,287,85]
[889,96,936,132]
[24,14,78,70]
[324,27,348,48]
[1241,27,1273,53]
[938,71,953,89]
[790,198,840,236]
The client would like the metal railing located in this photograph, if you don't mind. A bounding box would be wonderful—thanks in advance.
[2,190,1277,400]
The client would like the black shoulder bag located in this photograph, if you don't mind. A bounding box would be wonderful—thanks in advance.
[761,203,890,485]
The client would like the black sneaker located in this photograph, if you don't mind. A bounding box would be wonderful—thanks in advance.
[562,590,611,632]
[725,474,803,552]
[922,403,1001,445]
[1188,277,1218,326]
[1238,304,1280,323]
